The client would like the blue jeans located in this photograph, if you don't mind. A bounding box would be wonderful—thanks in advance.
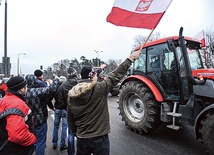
[68,128,75,155]
[34,122,48,155]
[76,134,109,155]
[52,109,68,147]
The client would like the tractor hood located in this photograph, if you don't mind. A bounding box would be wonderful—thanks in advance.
[192,69,214,80]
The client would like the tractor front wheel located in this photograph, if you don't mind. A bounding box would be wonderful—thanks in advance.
[118,81,161,134]
[200,112,214,155]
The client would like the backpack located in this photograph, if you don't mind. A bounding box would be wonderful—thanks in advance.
[0,108,24,151]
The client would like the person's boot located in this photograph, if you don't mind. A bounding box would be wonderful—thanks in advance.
[60,145,67,151]
[53,145,57,150]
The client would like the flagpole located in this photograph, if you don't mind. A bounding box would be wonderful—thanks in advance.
[139,28,155,51]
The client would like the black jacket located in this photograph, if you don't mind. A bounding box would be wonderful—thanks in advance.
[54,78,78,110]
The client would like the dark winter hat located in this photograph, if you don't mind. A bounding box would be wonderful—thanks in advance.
[34,69,43,77]
[81,66,97,79]
[80,66,92,79]
[96,69,103,77]
[7,76,27,91]
[67,67,77,78]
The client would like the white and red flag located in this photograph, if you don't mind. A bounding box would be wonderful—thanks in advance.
[106,0,173,29]
[195,30,206,47]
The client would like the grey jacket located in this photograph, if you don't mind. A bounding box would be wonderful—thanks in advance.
[67,58,132,138]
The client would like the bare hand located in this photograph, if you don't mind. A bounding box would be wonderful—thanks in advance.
[100,64,106,69]
[47,79,53,84]
[128,50,142,62]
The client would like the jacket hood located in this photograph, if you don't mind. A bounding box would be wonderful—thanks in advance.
[25,74,38,88]
[68,79,96,99]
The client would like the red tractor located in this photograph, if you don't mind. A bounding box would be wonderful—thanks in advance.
[118,27,214,154]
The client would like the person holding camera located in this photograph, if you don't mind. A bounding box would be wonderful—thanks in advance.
[67,50,141,155]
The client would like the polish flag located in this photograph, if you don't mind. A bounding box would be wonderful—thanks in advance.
[195,30,206,47]
[107,0,173,29]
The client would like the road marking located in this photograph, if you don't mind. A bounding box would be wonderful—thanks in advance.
[51,114,54,120]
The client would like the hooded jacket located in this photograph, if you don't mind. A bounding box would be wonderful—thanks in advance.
[0,90,36,155]
[25,74,60,127]
[67,58,132,138]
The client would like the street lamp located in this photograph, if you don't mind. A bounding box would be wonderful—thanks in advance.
[17,53,26,76]
[94,50,103,66]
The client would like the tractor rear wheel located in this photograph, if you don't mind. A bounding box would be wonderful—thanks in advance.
[118,81,161,134]
[200,113,214,155]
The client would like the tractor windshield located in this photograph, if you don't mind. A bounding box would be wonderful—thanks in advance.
[187,49,204,70]
[178,47,204,71]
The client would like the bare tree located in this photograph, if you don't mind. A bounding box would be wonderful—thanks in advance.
[200,30,214,68]
[52,63,59,72]
[133,32,162,49]
[50,56,124,78]
[80,56,92,67]
[104,59,123,74]
[70,58,81,75]
[61,59,70,68]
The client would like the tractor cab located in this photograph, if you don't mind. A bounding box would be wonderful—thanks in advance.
[132,36,204,102]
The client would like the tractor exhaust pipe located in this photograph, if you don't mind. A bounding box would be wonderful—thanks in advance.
[179,27,205,85]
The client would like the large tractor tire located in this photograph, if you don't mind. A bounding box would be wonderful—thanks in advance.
[199,112,214,155]
[118,81,161,134]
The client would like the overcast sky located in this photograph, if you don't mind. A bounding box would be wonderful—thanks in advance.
[0,0,213,75]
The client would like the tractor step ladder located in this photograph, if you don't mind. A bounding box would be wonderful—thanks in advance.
[167,102,182,130]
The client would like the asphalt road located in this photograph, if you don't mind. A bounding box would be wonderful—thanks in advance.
[41,95,207,155]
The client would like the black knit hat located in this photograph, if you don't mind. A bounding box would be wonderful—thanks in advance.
[34,69,43,77]
[81,66,97,79]
[81,66,92,79]
[7,76,27,91]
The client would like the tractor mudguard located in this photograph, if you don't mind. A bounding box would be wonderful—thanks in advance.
[120,75,164,102]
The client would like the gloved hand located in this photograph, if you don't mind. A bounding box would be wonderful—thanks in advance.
[128,50,142,62]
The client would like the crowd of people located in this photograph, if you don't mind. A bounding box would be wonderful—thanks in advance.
[0,50,141,155]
